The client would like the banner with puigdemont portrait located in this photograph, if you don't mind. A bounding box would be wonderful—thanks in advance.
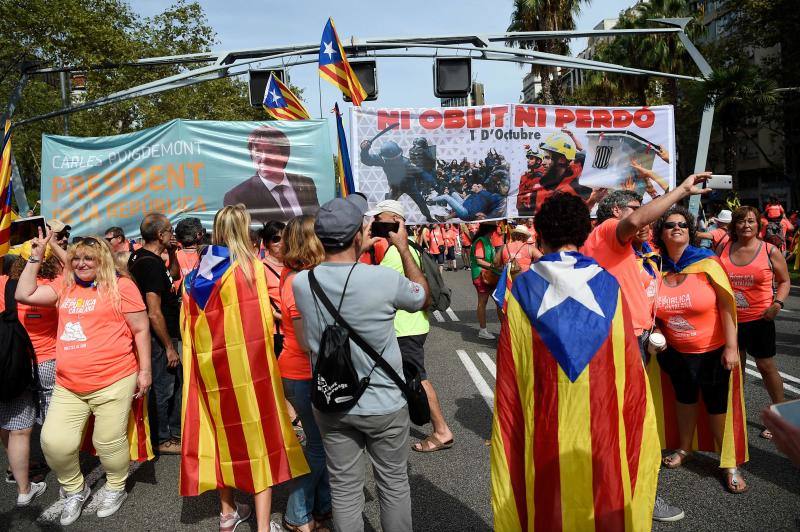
[41,119,335,238]
[351,104,676,224]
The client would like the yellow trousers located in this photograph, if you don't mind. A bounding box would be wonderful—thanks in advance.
[41,373,137,493]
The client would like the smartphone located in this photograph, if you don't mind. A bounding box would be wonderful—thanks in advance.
[703,174,733,190]
[9,216,46,246]
[771,399,800,428]
[371,221,400,239]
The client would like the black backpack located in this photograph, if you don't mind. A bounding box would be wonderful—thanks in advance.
[408,241,451,312]
[308,266,369,413]
[0,279,36,402]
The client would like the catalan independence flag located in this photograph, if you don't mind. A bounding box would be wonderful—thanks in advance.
[646,246,749,468]
[319,17,367,106]
[179,246,309,496]
[334,103,355,197]
[81,396,154,462]
[0,121,15,256]
[491,251,660,531]
[262,73,310,120]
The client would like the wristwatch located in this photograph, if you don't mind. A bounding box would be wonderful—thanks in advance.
[774,299,784,309]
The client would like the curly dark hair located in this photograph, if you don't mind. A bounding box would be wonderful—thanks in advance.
[9,255,62,281]
[596,189,643,225]
[653,205,696,252]
[175,217,205,247]
[535,192,591,249]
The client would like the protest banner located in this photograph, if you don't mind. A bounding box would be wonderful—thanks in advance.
[351,104,675,224]
[41,119,335,237]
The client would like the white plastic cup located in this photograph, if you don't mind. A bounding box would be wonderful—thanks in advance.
[648,332,666,355]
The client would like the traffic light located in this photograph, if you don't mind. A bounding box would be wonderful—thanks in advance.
[434,57,471,99]
[248,69,286,107]
[342,60,378,102]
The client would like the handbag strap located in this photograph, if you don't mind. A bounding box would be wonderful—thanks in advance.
[308,269,410,396]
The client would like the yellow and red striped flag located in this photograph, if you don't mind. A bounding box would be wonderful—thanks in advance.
[262,73,310,120]
[646,248,749,468]
[81,396,154,462]
[0,121,15,256]
[491,251,660,531]
[318,17,367,106]
[179,246,309,496]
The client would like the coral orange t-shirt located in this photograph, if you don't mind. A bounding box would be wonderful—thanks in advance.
[428,226,446,253]
[581,218,652,334]
[278,270,311,380]
[655,273,725,353]
[490,227,504,247]
[502,241,533,273]
[173,248,200,291]
[262,258,283,304]
[0,275,62,364]
[55,277,146,393]
[719,242,775,323]
[444,227,457,247]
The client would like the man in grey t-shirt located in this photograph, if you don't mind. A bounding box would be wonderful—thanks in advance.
[293,193,429,532]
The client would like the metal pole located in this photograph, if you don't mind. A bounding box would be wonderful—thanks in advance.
[59,71,70,135]
[317,74,323,119]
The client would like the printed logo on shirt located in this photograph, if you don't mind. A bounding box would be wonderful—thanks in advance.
[61,297,97,314]
[734,291,750,309]
[657,293,692,311]
[665,315,697,339]
[729,273,755,289]
[60,322,87,343]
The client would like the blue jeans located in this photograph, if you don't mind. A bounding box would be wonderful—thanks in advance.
[283,378,332,526]
[432,193,469,219]
[149,337,182,445]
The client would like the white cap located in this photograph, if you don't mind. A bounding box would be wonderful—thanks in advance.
[715,209,732,224]
[366,199,406,219]
[511,225,531,238]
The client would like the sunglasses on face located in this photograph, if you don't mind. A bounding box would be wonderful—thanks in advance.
[269,235,282,244]
[56,231,70,240]
[663,221,689,229]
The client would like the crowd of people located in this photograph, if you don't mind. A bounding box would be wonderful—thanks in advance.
[1,177,800,531]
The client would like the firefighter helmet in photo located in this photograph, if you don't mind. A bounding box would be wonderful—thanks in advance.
[540,132,577,160]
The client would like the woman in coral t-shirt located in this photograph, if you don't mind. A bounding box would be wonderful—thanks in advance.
[718,206,791,439]
[652,207,745,493]
[279,215,332,531]
[16,233,151,524]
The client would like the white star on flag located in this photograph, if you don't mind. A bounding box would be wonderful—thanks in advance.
[323,41,336,60]
[269,89,282,105]
[198,252,226,281]
[533,252,605,318]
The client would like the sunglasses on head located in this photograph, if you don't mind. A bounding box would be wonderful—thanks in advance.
[663,221,689,229]
[74,236,102,246]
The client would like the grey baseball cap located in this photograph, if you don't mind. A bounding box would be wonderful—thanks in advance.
[315,193,368,248]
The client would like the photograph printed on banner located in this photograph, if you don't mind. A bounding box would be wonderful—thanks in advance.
[351,104,676,224]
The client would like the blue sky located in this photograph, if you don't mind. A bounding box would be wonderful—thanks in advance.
[131,0,634,119]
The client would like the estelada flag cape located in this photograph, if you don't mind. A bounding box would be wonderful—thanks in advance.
[491,251,660,532]
[646,245,749,468]
[80,395,154,462]
[179,246,308,496]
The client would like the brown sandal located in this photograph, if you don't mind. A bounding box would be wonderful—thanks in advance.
[662,449,691,469]
[412,434,454,453]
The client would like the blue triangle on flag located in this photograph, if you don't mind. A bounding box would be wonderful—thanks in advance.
[187,245,231,310]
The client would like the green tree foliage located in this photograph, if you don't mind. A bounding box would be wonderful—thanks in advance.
[0,0,269,202]
[506,0,587,104]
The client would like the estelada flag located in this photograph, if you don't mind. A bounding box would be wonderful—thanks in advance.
[0,121,15,257]
[647,246,749,468]
[179,245,309,496]
[80,395,154,462]
[491,251,660,532]
[319,17,367,106]
[262,73,310,121]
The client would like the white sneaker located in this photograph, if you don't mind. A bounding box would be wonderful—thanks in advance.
[96,488,128,518]
[16,481,47,506]
[60,483,91,526]
[478,328,495,340]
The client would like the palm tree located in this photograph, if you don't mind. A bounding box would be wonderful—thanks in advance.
[506,0,587,104]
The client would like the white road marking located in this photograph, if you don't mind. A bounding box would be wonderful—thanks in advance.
[746,359,800,385]
[38,461,142,523]
[477,351,496,379]
[432,310,445,322]
[745,367,800,395]
[456,349,494,410]
[445,307,459,321]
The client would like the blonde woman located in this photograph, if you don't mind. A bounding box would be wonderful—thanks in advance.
[180,205,308,532]
[16,232,151,526]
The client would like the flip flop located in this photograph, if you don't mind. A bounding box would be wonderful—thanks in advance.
[759,428,773,440]
[412,434,454,453]
[662,449,691,469]
[725,468,748,494]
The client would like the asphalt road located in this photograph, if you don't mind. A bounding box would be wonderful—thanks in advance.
[1,267,799,531]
